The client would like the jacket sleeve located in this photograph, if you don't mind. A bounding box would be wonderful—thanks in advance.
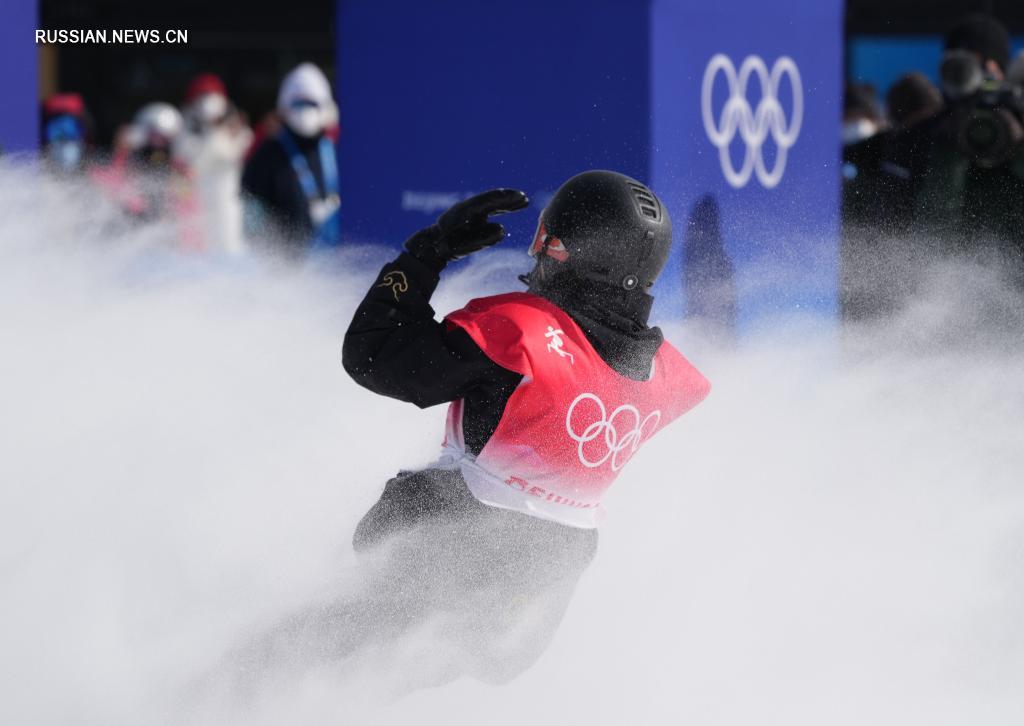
[342,252,520,408]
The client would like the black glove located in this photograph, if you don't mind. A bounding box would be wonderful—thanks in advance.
[404,189,529,272]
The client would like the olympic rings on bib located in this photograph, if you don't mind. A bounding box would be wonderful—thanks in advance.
[565,393,662,471]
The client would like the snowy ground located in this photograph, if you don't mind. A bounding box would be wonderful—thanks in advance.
[1,165,1023,725]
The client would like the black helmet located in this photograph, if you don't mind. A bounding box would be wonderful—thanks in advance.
[526,170,672,292]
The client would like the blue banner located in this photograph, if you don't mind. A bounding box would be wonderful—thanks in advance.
[651,0,844,330]
[339,0,844,327]
[0,0,38,154]
[336,0,651,251]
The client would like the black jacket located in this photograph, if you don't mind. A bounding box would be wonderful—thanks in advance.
[342,253,664,455]
[242,128,326,248]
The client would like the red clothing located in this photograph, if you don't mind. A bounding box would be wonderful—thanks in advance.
[443,292,710,528]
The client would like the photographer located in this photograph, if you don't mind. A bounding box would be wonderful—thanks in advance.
[842,14,1024,320]
[841,73,946,320]
[916,14,1024,267]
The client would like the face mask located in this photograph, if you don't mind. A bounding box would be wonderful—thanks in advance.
[194,94,228,125]
[50,140,83,170]
[841,118,879,146]
[285,105,324,138]
[45,115,84,146]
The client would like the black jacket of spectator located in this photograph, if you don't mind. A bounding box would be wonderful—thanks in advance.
[242,127,326,251]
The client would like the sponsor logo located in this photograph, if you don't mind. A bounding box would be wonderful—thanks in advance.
[376,270,409,301]
[544,326,575,365]
[701,53,803,189]
[565,393,661,471]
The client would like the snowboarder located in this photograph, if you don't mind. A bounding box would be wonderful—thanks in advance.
[337,170,711,685]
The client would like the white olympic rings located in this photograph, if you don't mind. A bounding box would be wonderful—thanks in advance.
[701,53,804,189]
[565,393,662,471]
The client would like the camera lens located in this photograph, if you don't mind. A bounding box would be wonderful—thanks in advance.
[959,109,1016,169]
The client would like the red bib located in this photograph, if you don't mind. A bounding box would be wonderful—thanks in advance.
[442,292,710,528]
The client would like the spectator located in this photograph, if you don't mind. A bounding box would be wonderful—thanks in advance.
[915,13,1024,262]
[842,14,1024,321]
[841,79,941,319]
[41,93,91,174]
[943,13,1010,82]
[92,102,185,222]
[124,102,183,172]
[242,63,340,255]
[174,73,253,255]
[886,73,943,131]
[842,83,885,146]
[245,110,283,162]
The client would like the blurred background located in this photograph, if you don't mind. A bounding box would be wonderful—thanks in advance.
[1,0,1023,332]
[38,1,335,147]
[26,1,1024,148]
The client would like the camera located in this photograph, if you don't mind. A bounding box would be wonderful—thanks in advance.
[941,49,1024,169]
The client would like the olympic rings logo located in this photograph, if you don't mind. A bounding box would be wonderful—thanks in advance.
[701,54,803,189]
[565,393,662,471]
